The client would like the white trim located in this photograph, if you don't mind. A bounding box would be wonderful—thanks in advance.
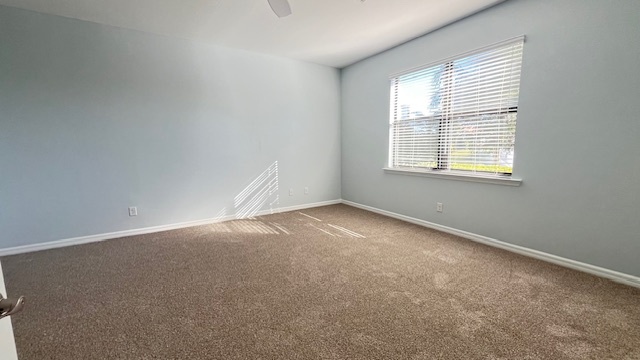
[383,168,522,186]
[0,200,341,257]
[3,198,637,289]
[341,200,640,288]
[0,262,19,360]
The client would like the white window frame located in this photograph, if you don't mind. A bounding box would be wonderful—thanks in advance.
[384,36,525,186]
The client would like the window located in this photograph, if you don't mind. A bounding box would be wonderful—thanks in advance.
[388,37,524,178]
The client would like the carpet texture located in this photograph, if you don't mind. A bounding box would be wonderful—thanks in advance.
[2,204,639,359]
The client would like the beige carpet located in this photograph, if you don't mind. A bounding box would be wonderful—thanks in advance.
[2,204,639,359]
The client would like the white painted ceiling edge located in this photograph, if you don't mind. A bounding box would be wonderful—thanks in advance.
[0,0,506,68]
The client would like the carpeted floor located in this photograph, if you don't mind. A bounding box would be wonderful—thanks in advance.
[2,204,639,359]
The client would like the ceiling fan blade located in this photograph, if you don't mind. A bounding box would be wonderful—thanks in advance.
[267,0,292,18]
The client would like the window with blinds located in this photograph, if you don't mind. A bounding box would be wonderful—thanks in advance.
[389,37,524,176]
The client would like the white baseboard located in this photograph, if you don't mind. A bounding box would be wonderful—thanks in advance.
[341,200,640,288]
[0,199,342,258]
[3,198,637,288]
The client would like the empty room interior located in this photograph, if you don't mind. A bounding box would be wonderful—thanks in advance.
[1,0,639,359]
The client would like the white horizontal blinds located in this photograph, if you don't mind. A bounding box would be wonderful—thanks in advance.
[448,40,523,174]
[390,64,445,168]
[390,37,524,174]
[392,119,439,168]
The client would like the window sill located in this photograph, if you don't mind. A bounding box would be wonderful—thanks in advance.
[383,168,522,186]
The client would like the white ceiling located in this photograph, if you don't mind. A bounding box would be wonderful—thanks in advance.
[0,0,506,68]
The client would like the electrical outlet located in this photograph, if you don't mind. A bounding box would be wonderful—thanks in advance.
[128,206,138,217]
[436,202,443,213]
[304,187,309,195]
[289,188,294,196]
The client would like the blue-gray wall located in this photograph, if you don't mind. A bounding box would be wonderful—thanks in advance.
[0,5,341,248]
[341,0,640,276]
